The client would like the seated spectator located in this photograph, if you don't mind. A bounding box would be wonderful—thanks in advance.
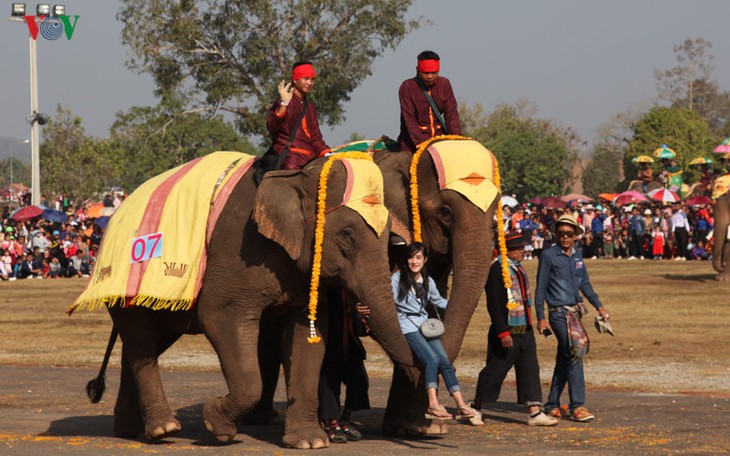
[19,252,42,279]
[67,250,90,277]
[691,240,710,261]
[0,258,10,280]
[48,257,62,278]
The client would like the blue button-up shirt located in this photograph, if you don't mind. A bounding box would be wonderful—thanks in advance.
[534,244,603,321]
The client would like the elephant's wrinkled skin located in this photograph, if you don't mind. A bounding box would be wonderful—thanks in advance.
[375,150,495,436]
[250,146,495,437]
[713,194,730,281]
[107,158,413,448]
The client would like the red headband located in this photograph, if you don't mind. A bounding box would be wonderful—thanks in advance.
[292,63,316,81]
[417,59,440,73]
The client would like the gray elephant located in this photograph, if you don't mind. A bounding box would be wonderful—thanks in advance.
[713,193,730,281]
[78,154,413,448]
[249,137,498,436]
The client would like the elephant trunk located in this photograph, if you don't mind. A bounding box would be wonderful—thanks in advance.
[350,257,415,368]
[441,206,494,361]
[713,196,729,273]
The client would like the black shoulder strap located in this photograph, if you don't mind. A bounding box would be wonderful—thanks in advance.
[275,98,309,169]
[254,98,309,186]
[414,77,448,134]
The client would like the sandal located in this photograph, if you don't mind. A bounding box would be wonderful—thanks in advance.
[425,404,453,420]
[454,406,476,419]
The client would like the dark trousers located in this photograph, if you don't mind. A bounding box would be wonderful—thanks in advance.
[675,227,689,258]
[473,327,542,407]
[318,361,370,421]
[629,234,642,257]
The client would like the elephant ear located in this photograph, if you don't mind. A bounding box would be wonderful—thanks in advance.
[253,172,306,261]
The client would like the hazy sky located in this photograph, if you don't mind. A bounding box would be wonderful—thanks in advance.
[2,0,730,162]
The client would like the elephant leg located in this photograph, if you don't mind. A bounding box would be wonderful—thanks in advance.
[240,317,282,425]
[113,330,182,438]
[112,312,182,440]
[200,307,263,442]
[280,313,329,449]
[382,366,448,436]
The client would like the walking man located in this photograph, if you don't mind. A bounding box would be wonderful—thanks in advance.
[535,214,611,422]
[473,232,558,426]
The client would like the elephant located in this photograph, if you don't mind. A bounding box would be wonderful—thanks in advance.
[86,155,414,448]
[712,194,730,281]
[248,137,498,437]
[626,179,663,194]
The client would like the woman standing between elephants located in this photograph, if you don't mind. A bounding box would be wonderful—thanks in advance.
[265,61,331,171]
[392,242,476,420]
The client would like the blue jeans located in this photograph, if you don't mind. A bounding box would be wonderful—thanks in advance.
[546,307,585,412]
[404,331,460,393]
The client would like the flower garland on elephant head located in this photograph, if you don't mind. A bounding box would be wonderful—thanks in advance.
[409,135,517,310]
[308,151,376,343]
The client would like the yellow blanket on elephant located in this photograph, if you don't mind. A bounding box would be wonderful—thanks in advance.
[713,174,730,199]
[69,151,255,313]
[426,139,499,212]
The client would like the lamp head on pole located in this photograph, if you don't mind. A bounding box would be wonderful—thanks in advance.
[11,3,26,16]
[27,112,49,126]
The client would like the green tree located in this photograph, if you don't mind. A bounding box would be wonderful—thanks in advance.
[655,38,730,136]
[582,143,624,197]
[461,102,578,200]
[110,101,257,190]
[0,157,31,189]
[117,0,422,139]
[626,106,714,184]
[40,106,124,204]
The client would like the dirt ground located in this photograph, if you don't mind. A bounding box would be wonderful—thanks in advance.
[0,260,728,454]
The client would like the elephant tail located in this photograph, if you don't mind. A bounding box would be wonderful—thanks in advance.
[86,326,118,404]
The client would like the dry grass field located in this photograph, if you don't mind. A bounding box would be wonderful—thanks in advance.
[1,259,728,395]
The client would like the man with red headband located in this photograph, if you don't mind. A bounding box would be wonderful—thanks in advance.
[397,50,461,152]
[266,61,331,170]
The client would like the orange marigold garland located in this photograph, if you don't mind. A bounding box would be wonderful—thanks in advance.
[308,151,375,343]
[409,135,471,242]
[493,158,519,311]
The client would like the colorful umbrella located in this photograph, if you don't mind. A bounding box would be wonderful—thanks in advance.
[631,155,655,164]
[41,209,68,224]
[713,137,730,154]
[94,216,110,229]
[653,144,676,159]
[540,196,566,209]
[86,203,105,218]
[500,195,518,208]
[528,197,543,205]
[614,191,647,206]
[10,205,44,221]
[688,157,714,166]
[598,192,618,201]
[647,188,680,204]
[684,195,712,206]
[561,193,593,203]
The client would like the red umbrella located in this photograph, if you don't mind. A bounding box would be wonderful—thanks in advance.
[647,188,680,204]
[560,193,593,203]
[540,196,566,209]
[615,191,647,206]
[10,205,44,221]
[684,195,712,206]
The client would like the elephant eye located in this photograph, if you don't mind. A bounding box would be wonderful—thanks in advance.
[335,227,356,258]
[437,206,453,226]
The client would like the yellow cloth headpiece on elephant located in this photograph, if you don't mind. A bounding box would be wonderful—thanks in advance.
[713,174,730,199]
[340,158,388,237]
[426,139,499,213]
[69,151,255,314]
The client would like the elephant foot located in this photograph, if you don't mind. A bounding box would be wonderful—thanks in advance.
[113,414,144,439]
[282,422,329,449]
[382,416,448,437]
[716,271,730,282]
[203,397,237,442]
[145,418,181,441]
[240,404,280,425]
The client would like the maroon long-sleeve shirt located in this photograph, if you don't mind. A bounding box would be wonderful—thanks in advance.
[266,94,331,170]
[397,76,461,152]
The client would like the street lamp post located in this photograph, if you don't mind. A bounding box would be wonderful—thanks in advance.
[9,3,60,206]
[9,139,30,191]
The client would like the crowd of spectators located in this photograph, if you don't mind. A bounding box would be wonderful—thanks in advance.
[502,200,714,262]
[0,201,107,281]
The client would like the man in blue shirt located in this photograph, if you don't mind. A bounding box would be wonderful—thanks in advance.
[535,214,611,422]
